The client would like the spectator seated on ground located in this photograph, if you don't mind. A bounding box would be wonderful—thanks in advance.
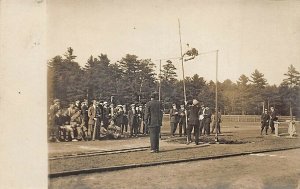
[70,109,87,141]
[60,109,78,142]
[107,120,122,139]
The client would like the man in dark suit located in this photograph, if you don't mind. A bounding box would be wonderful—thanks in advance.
[144,92,163,153]
[187,99,200,145]
[269,106,278,134]
[169,103,179,136]
[81,99,89,135]
[203,106,212,136]
[261,109,270,135]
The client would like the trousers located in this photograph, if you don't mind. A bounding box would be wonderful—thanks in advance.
[149,127,161,151]
[187,123,199,144]
[170,122,178,135]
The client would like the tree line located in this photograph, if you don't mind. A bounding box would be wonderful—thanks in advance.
[48,47,300,117]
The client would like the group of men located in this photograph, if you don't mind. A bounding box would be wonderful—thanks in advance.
[169,99,222,145]
[48,94,225,152]
[260,106,278,135]
[48,98,149,142]
[48,92,163,153]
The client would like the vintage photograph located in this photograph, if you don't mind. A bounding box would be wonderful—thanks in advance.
[47,1,300,188]
[1,0,299,188]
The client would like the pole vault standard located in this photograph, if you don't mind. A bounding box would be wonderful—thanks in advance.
[215,50,219,142]
[177,19,189,143]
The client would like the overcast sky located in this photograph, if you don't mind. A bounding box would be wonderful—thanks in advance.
[47,0,300,85]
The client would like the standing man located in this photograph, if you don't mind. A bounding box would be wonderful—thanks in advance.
[144,92,163,153]
[128,104,139,137]
[261,109,270,135]
[81,99,89,135]
[88,100,97,140]
[186,99,200,145]
[178,104,187,137]
[169,103,179,137]
[137,105,144,134]
[48,99,61,141]
[269,106,278,134]
[212,108,222,134]
[203,106,212,136]
[198,104,205,136]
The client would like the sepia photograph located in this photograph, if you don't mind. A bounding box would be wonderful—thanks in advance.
[1,0,300,188]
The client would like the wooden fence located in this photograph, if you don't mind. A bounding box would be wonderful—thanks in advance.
[221,115,296,122]
[163,114,296,123]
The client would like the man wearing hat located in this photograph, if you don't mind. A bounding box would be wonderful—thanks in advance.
[144,92,163,153]
[186,99,200,145]
[261,109,270,135]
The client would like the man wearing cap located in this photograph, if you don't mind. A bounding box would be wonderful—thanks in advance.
[145,92,163,153]
[261,109,270,135]
[187,99,200,145]
[169,103,179,137]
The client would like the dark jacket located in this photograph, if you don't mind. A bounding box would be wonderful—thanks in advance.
[115,110,124,126]
[178,108,186,123]
[270,110,278,121]
[261,113,270,124]
[169,108,179,123]
[144,100,163,128]
[81,104,88,121]
[128,109,138,127]
[187,105,200,125]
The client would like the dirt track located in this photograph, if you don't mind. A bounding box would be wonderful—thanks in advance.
[49,122,299,174]
[49,148,300,189]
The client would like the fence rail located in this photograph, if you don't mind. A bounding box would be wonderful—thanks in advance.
[163,114,296,123]
[221,115,296,123]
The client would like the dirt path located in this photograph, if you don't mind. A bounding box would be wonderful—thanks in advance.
[49,148,300,189]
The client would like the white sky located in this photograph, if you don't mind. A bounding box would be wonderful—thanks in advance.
[47,0,300,85]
